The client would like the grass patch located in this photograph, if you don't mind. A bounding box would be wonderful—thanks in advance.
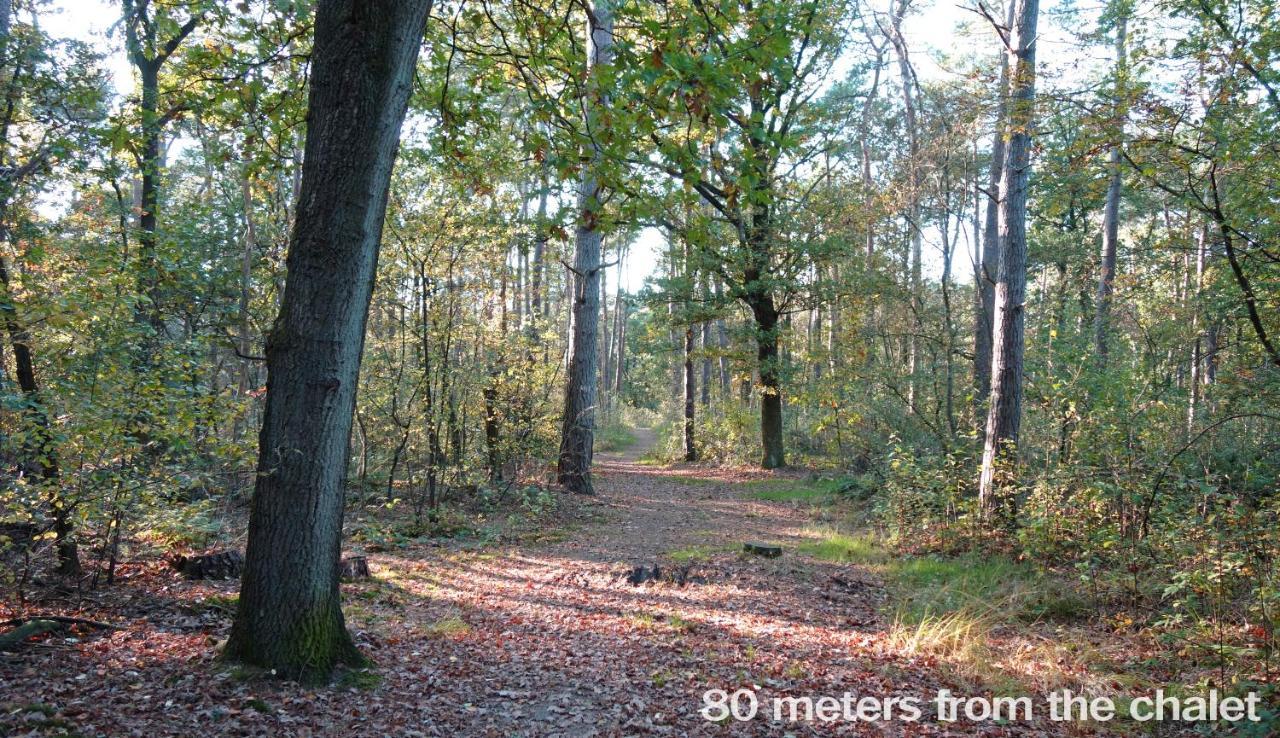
[667,474,717,486]
[795,528,887,564]
[595,422,637,452]
[626,611,658,629]
[184,593,238,615]
[423,615,471,639]
[625,611,697,634]
[243,697,275,713]
[887,608,993,663]
[795,528,1080,626]
[795,526,1122,702]
[335,668,383,691]
[746,478,847,502]
[796,527,1092,678]
[889,553,1085,626]
[666,543,732,563]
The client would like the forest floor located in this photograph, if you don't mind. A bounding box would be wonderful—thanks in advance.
[0,428,1137,737]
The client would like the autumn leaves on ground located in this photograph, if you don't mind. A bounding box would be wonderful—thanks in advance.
[2,429,1155,738]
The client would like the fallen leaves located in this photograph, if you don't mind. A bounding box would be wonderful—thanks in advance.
[0,441,1122,736]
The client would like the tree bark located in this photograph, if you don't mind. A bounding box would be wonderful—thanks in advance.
[683,324,697,461]
[714,279,730,395]
[1093,10,1127,363]
[599,258,610,413]
[613,295,627,394]
[890,0,922,409]
[745,197,786,468]
[225,0,430,682]
[978,0,1040,514]
[974,0,1016,425]
[700,320,712,406]
[531,161,548,321]
[1187,223,1206,435]
[557,0,613,494]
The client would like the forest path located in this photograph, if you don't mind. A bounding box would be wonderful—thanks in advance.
[334,431,1036,737]
[0,432,1087,737]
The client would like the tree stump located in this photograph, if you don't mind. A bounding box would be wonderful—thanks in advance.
[743,542,782,558]
[169,550,244,580]
[339,556,370,580]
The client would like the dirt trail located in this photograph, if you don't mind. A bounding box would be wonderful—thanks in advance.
[338,430,949,737]
[0,430,1086,737]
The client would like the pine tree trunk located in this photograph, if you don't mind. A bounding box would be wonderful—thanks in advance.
[1093,12,1126,363]
[713,278,730,395]
[599,263,610,414]
[978,0,1039,514]
[531,163,548,321]
[974,0,1016,424]
[890,0,922,409]
[613,296,627,394]
[700,320,712,406]
[225,0,430,682]
[557,0,613,494]
[683,325,697,461]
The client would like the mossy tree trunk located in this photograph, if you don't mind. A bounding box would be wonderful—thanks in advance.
[225,0,431,683]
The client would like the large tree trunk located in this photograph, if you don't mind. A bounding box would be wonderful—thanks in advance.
[557,0,613,494]
[974,0,1016,425]
[747,285,785,468]
[225,0,430,682]
[1093,10,1126,362]
[743,126,786,469]
[978,0,1040,514]
[756,313,785,469]
[744,205,785,469]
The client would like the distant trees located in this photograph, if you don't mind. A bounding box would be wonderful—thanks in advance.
[121,0,203,346]
[225,0,431,681]
[0,1,104,575]
[624,0,849,469]
[1092,0,1128,363]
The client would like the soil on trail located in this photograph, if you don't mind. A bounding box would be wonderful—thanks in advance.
[1,430,1103,737]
